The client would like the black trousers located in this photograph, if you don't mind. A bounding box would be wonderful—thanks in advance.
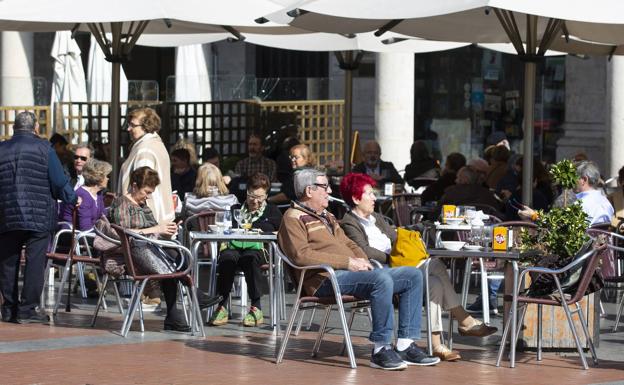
[0,230,50,317]
[216,249,267,307]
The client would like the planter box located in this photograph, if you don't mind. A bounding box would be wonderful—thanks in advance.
[503,265,600,349]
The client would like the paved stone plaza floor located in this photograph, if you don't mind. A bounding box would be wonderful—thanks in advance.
[1,285,623,385]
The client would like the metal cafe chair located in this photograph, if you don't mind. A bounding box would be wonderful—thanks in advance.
[587,228,624,331]
[111,224,205,338]
[274,246,372,369]
[44,209,103,317]
[496,245,606,370]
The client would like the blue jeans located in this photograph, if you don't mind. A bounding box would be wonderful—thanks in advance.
[314,266,423,344]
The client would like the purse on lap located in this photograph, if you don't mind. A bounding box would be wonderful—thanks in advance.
[389,228,429,268]
[129,238,177,275]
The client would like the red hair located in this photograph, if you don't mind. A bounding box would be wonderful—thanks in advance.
[340,173,376,207]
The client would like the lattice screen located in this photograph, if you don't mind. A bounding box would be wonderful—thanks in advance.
[0,106,50,141]
[257,100,344,167]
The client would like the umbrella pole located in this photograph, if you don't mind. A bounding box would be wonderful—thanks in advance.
[521,61,536,207]
[344,52,353,174]
[110,60,121,191]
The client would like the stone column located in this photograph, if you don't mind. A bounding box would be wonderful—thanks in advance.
[0,32,34,106]
[556,56,607,171]
[608,56,624,178]
[374,52,414,172]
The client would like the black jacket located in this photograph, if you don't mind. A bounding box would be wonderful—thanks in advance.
[352,160,404,185]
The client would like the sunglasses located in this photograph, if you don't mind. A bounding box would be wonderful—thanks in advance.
[74,155,88,161]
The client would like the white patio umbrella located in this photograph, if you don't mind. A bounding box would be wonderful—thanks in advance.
[50,31,88,140]
[0,0,302,189]
[266,0,624,205]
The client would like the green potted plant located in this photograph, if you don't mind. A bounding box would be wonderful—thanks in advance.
[519,159,589,263]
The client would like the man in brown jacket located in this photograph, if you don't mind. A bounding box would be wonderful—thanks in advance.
[278,169,438,370]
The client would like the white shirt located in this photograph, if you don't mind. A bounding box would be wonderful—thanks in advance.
[355,212,392,254]
[577,189,614,225]
[74,174,84,190]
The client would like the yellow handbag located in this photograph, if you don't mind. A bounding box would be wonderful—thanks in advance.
[389,227,429,268]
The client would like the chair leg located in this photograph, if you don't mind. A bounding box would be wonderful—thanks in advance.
[575,302,598,366]
[312,306,332,357]
[91,274,109,327]
[138,299,145,333]
[294,309,306,336]
[178,283,190,325]
[53,260,72,317]
[76,262,88,299]
[306,307,316,330]
[560,300,589,370]
[94,269,107,311]
[276,297,302,364]
[613,291,624,332]
[41,260,53,309]
[537,304,543,361]
[188,284,206,337]
[514,305,528,345]
[496,306,515,367]
[121,280,147,337]
[335,300,357,369]
[340,306,359,356]
[112,281,125,315]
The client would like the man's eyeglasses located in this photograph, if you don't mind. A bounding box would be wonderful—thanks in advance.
[127,122,142,129]
[74,155,88,161]
[313,183,330,191]
[247,192,267,201]
[289,155,303,161]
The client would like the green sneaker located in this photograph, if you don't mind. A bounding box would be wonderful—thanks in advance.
[208,306,228,326]
[242,306,263,327]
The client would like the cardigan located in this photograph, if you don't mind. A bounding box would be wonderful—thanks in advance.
[340,211,396,264]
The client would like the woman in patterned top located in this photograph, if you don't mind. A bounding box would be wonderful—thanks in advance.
[108,166,190,332]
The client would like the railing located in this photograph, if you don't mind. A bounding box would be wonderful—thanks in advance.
[0,106,51,141]
[4,100,345,167]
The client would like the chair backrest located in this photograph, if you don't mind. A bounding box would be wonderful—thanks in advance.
[110,224,140,278]
[568,244,607,304]
[587,228,624,280]
[392,193,421,227]
[183,210,218,256]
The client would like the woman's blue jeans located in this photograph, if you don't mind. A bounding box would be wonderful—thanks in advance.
[314,266,423,344]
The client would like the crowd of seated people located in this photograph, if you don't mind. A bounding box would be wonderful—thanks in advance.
[7,105,620,372]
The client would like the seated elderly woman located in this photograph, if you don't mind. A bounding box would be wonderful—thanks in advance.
[339,173,497,361]
[183,163,239,216]
[59,158,112,230]
[209,173,282,327]
[108,166,193,332]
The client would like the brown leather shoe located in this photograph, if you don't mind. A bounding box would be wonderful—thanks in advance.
[458,322,498,337]
[433,345,461,361]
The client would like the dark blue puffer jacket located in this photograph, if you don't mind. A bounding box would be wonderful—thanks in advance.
[0,131,76,233]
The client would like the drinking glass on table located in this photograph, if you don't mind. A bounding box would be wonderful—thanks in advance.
[482,226,492,249]
[470,225,484,246]
[215,211,225,234]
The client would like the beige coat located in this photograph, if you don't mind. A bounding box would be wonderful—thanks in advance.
[118,133,174,224]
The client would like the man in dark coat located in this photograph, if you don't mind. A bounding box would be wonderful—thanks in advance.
[0,112,78,323]
[353,140,403,186]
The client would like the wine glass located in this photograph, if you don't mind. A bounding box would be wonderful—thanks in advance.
[470,225,483,246]
[482,226,492,249]
[241,214,253,233]
[233,209,242,229]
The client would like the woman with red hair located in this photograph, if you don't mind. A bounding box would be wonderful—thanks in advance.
[339,173,496,361]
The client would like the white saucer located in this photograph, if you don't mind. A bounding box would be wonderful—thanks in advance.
[463,245,483,251]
